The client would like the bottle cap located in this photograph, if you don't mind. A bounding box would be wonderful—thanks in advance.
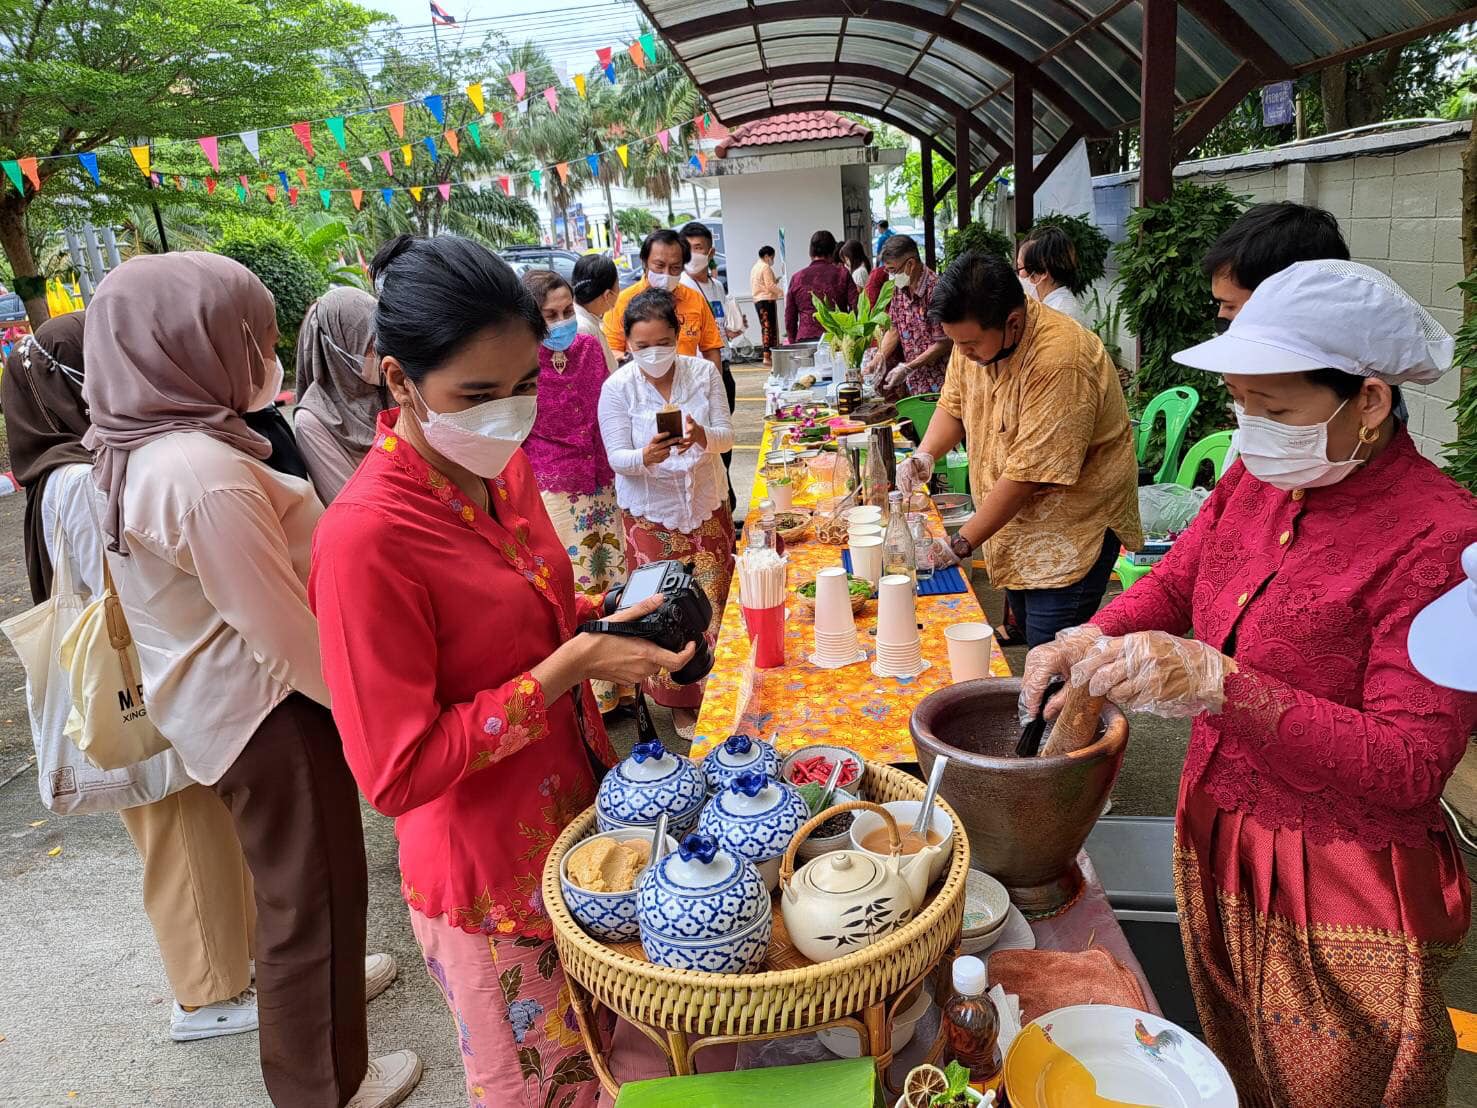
[759,498,775,514]
[952,955,987,996]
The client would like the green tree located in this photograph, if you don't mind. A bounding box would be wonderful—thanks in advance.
[213,217,327,368]
[616,207,660,239]
[0,0,375,326]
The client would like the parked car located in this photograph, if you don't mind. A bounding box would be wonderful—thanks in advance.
[0,292,26,324]
[500,245,643,289]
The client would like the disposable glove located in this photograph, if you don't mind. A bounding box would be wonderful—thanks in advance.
[1069,631,1235,719]
[1018,624,1105,725]
[896,450,934,495]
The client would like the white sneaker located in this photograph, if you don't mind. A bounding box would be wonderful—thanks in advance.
[170,988,259,1042]
[249,953,398,1002]
[345,1051,423,1108]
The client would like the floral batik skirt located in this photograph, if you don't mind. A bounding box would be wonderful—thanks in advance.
[620,507,735,711]
[540,485,628,713]
[410,909,598,1108]
[1174,777,1469,1108]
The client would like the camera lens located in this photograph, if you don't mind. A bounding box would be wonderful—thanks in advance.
[670,634,715,685]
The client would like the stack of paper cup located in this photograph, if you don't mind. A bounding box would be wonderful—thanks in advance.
[810,567,865,668]
[945,622,995,682]
[849,535,884,588]
[846,506,883,528]
[873,574,928,678]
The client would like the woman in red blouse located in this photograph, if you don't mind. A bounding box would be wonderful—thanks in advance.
[310,235,692,1108]
[1023,261,1477,1107]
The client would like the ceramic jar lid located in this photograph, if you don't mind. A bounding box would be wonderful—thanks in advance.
[702,734,781,793]
[638,833,770,940]
[596,739,706,827]
[697,772,810,865]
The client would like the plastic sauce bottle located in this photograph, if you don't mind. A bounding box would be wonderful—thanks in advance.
[942,955,1002,1092]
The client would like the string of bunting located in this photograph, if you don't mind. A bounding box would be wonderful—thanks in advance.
[0,30,710,198]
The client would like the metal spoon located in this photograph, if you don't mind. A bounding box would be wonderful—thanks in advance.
[816,757,845,815]
[912,754,949,838]
[649,813,670,868]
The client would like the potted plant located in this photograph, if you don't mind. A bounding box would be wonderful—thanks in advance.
[812,282,895,384]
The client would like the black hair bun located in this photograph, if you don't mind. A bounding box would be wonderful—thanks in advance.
[369,234,418,282]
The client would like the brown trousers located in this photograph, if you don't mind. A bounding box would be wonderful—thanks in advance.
[211,693,369,1108]
[118,783,256,1006]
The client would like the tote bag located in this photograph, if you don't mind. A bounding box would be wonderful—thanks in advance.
[0,524,188,813]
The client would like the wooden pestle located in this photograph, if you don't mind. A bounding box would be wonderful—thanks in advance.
[1038,680,1106,757]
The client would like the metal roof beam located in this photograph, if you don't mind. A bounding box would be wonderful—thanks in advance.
[1176,0,1293,78]
[969,154,1010,204]
[720,99,959,164]
[1031,125,1083,188]
[1290,9,1477,75]
[1174,61,1261,159]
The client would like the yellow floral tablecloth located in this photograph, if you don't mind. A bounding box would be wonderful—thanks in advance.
[691,421,1010,765]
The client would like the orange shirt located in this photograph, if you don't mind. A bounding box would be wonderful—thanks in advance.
[604,278,722,358]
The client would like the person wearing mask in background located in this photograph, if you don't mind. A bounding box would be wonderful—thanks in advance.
[3,316,260,1045]
[786,230,858,344]
[679,222,743,511]
[294,287,388,504]
[604,229,722,373]
[571,253,620,374]
[241,339,311,482]
[874,218,895,257]
[599,289,735,738]
[312,236,691,1108]
[521,268,629,714]
[873,235,951,397]
[83,253,414,1108]
[839,239,871,289]
[1019,261,1476,1108]
[900,251,1141,647]
[749,245,784,366]
[1205,201,1350,329]
[1016,226,1087,327]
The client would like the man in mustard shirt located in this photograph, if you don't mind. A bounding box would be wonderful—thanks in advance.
[899,251,1141,647]
[604,229,723,374]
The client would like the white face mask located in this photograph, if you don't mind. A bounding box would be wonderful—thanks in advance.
[409,381,537,479]
[685,252,709,277]
[890,268,911,291]
[1233,399,1367,491]
[325,333,382,386]
[646,271,675,291]
[251,357,286,411]
[1020,275,1040,300]
[631,345,677,378]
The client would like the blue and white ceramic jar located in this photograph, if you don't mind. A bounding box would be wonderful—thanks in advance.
[701,734,781,795]
[696,772,811,890]
[637,833,769,943]
[595,739,706,835]
[639,909,773,975]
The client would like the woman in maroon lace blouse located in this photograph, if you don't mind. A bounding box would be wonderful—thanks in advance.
[1023,261,1477,1107]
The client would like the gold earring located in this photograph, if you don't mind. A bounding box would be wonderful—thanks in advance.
[1357,423,1378,444]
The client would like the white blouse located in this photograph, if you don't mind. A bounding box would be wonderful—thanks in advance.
[1042,285,1087,326]
[575,303,617,375]
[598,354,735,533]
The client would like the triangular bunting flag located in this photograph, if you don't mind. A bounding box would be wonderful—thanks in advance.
[339,160,351,180]
[596,46,612,68]
[198,136,220,171]
[574,73,586,98]
[130,145,151,177]
[315,165,326,181]
[401,144,413,166]
[238,174,250,191]
[493,111,505,129]
[236,184,247,203]
[517,99,528,115]
[616,144,629,167]
[381,187,394,205]
[265,183,278,203]
[409,185,423,202]
[689,154,701,171]
[444,130,459,156]
[18,157,39,191]
[291,121,315,159]
[668,125,682,145]
[696,151,707,169]
[657,130,670,153]
[604,63,617,85]
[206,176,217,194]
[149,173,160,188]
[640,32,656,61]
[388,102,406,137]
[326,117,347,151]
[695,115,707,138]
[628,42,646,70]
[586,153,600,175]
[555,162,568,183]
[530,168,542,189]
[424,94,445,124]
[509,71,526,99]
[320,189,332,210]
[379,150,394,175]
[359,155,374,174]
[467,121,482,148]
[543,86,559,113]
[466,82,485,114]
[77,152,100,185]
[288,186,299,206]
[239,130,260,161]
[297,167,309,187]
[173,175,185,191]
[499,175,511,195]
[350,188,363,210]
[278,170,290,190]
[437,182,451,201]
[423,136,438,162]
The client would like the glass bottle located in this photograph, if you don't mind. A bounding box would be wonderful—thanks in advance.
[942,955,1001,1089]
[864,440,891,510]
[909,513,935,582]
[831,441,857,503]
[748,499,777,553]
[882,492,917,587]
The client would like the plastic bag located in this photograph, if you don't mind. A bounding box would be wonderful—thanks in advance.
[1137,483,1210,539]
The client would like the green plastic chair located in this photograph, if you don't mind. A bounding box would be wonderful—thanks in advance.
[895,392,969,493]
[1135,386,1200,484]
[1114,428,1234,589]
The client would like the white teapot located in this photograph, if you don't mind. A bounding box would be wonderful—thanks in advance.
[779,802,933,963]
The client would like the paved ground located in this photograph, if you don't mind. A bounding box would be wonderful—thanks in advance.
[0,365,1472,1104]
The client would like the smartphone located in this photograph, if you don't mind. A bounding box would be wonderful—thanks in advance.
[655,406,684,440]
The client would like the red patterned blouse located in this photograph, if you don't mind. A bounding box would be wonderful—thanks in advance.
[1094,429,1477,851]
[309,411,616,937]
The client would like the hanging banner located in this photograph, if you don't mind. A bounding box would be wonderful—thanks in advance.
[278,169,290,189]
[629,42,646,70]
[596,46,613,68]
[388,102,406,137]
[266,183,278,203]
[423,136,438,162]
[339,160,351,180]
[199,136,220,171]
[288,186,299,206]
[574,73,587,98]
[206,176,217,194]
[326,117,348,151]
[604,63,617,85]
[508,71,527,99]
[499,175,511,195]
[695,115,707,138]
[296,167,309,187]
[77,152,100,185]
[616,144,629,167]
[466,82,485,114]
[240,130,260,161]
[668,125,682,145]
[438,182,451,201]
[401,144,413,165]
[444,130,460,156]
[238,173,250,191]
[517,99,529,115]
[530,167,543,189]
[424,94,446,125]
[359,155,374,174]
[351,188,364,210]
[467,121,483,148]
[555,162,569,183]
[320,189,332,209]
[657,130,670,153]
[381,187,394,205]
[586,153,600,175]
[18,157,39,191]
[236,184,247,202]
[494,111,505,128]
[544,87,559,114]
[315,165,326,181]
[130,145,151,177]
[291,122,315,159]
[639,32,656,62]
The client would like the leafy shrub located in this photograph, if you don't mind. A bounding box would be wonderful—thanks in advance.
[1029,212,1111,295]
[213,218,328,370]
[1115,182,1245,436]
[1445,274,1477,493]
[942,221,1013,268]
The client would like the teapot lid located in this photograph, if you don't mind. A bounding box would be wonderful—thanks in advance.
[659,833,736,888]
[801,851,882,896]
[623,739,679,783]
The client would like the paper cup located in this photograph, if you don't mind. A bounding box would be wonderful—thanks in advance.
[813,567,857,635]
[770,483,794,511]
[845,506,883,527]
[847,522,882,541]
[945,622,995,683]
[849,536,884,587]
[876,574,919,643]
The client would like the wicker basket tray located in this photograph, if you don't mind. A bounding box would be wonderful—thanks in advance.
[544,761,969,1038]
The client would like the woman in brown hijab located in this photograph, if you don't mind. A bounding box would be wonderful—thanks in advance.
[82,253,419,1108]
[3,314,264,1041]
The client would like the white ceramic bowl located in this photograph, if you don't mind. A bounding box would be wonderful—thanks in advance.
[559,828,679,943]
[848,799,955,886]
[794,788,860,861]
[817,983,931,1058]
[780,744,864,793]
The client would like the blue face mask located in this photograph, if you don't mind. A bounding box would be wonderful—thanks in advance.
[543,317,578,352]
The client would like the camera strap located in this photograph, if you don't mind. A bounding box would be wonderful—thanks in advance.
[576,619,646,638]
[632,689,662,747]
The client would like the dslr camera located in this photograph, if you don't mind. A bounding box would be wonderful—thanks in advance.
[578,560,714,685]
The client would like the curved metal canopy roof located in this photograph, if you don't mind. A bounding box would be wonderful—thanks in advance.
[637,0,1476,167]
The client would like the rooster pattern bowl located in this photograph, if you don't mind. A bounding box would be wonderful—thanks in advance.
[637,833,770,941]
[701,734,782,795]
[595,739,707,833]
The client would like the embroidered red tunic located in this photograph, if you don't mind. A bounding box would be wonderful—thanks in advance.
[310,411,616,938]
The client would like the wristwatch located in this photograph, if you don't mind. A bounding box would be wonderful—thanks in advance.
[950,534,975,561]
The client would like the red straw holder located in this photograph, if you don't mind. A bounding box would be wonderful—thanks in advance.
[740,604,787,668]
